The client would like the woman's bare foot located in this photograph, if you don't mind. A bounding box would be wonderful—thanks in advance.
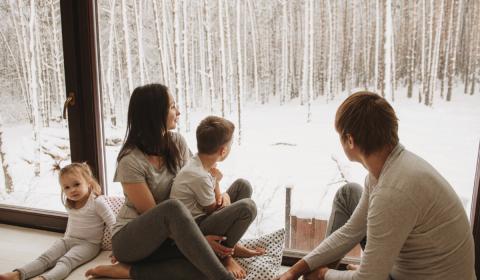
[222,256,247,279]
[0,271,20,280]
[233,243,266,258]
[85,263,131,279]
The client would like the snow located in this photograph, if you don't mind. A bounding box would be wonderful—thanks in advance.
[1,88,479,238]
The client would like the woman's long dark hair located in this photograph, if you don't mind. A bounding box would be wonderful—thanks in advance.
[117,84,182,174]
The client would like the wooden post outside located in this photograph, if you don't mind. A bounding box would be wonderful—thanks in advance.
[285,185,293,248]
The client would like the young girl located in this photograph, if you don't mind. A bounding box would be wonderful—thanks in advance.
[0,162,115,280]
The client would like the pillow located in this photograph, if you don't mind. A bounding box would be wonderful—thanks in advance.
[235,229,285,280]
[100,196,125,250]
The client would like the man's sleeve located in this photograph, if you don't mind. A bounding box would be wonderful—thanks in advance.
[325,189,418,280]
[303,187,369,270]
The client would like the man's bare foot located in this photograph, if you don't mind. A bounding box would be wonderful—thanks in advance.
[222,256,247,279]
[85,263,131,279]
[233,243,265,258]
[0,271,20,280]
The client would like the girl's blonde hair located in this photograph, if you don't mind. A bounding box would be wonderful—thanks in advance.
[57,162,102,208]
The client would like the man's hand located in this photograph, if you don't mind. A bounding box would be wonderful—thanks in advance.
[303,267,329,280]
[205,235,234,258]
[274,271,297,280]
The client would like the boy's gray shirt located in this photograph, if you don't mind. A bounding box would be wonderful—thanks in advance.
[170,154,216,219]
[304,144,476,280]
[111,132,190,236]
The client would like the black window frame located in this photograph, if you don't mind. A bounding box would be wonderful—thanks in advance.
[0,0,104,232]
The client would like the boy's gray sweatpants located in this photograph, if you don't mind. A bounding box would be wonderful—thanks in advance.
[15,238,100,280]
[197,178,257,248]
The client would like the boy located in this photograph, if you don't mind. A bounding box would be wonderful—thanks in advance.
[171,116,264,279]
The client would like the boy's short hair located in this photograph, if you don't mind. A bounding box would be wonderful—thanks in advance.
[335,91,399,155]
[197,116,235,154]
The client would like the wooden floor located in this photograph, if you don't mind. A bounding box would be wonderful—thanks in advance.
[0,223,290,279]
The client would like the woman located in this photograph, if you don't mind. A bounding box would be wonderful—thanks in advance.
[86,84,235,280]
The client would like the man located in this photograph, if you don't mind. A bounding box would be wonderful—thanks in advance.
[276,91,475,280]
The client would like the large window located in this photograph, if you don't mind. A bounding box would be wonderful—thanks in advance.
[95,0,480,258]
[1,0,478,266]
[0,0,102,230]
[0,1,69,212]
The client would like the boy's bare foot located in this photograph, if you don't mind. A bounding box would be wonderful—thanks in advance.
[222,256,247,279]
[233,243,266,258]
[0,271,20,280]
[85,263,131,279]
[347,264,360,271]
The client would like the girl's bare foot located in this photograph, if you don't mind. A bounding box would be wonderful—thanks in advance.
[85,263,131,279]
[233,243,266,258]
[0,271,20,280]
[222,256,247,279]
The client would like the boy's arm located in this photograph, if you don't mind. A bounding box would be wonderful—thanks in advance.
[203,180,221,214]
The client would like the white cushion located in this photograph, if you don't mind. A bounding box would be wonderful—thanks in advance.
[100,196,124,250]
[235,229,285,280]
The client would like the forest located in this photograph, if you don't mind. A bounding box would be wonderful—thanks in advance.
[0,0,479,195]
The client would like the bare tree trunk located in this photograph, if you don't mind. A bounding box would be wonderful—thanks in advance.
[247,0,259,103]
[407,0,417,98]
[447,0,462,101]
[173,0,183,131]
[429,0,445,105]
[224,1,234,114]
[375,0,380,92]
[236,0,243,144]
[197,2,208,108]
[326,0,335,100]
[280,0,288,105]
[218,0,227,117]
[28,1,40,176]
[106,0,117,127]
[121,0,134,94]
[182,0,190,131]
[0,116,14,193]
[301,0,309,106]
[204,0,215,112]
[384,0,393,101]
[50,1,64,112]
[133,0,145,84]
[307,0,314,121]
[153,0,168,84]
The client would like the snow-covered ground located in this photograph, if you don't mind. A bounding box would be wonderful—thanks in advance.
[1,88,479,238]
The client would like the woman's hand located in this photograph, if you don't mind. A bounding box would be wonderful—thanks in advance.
[205,235,234,258]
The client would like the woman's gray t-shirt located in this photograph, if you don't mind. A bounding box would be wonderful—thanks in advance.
[111,132,191,236]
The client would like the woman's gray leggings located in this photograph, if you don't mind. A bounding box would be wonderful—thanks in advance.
[112,179,255,280]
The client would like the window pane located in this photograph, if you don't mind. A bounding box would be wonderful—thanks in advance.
[97,0,480,257]
[0,1,68,212]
